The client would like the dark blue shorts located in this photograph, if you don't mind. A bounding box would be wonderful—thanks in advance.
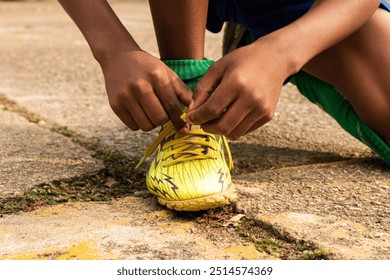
[207,0,390,38]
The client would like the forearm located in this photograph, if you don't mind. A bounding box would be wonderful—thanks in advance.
[261,0,380,76]
[58,0,140,63]
[149,0,208,59]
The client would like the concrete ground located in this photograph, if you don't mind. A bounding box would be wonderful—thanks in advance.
[0,1,389,260]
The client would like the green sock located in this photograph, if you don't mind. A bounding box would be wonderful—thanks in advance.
[290,71,390,165]
[163,58,213,91]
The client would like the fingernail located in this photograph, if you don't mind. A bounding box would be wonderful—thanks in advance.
[178,124,189,134]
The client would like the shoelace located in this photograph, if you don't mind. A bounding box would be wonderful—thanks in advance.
[135,114,233,169]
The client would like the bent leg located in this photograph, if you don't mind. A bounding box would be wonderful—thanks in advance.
[148,0,207,60]
[290,71,390,164]
[303,8,390,145]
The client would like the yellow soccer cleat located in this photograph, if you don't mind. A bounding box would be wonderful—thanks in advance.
[136,115,235,211]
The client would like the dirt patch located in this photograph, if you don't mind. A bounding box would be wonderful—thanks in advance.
[174,205,330,260]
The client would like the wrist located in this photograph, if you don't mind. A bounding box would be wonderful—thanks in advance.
[261,30,306,77]
[58,0,141,65]
[92,37,141,66]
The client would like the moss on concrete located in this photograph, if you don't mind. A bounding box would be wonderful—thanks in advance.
[0,145,146,215]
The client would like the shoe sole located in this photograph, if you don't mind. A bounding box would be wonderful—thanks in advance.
[156,187,236,211]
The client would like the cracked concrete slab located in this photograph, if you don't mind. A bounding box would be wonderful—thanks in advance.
[0,108,102,198]
[256,212,390,260]
[235,161,390,259]
[0,197,269,260]
[235,161,390,233]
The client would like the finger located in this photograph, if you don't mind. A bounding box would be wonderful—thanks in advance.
[224,103,275,138]
[124,102,155,132]
[246,117,272,134]
[171,76,193,107]
[110,105,139,131]
[189,63,223,111]
[226,111,260,140]
[108,95,140,130]
[245,107,275,134]
[138,90,169,126]
[200,99,251,138]
[154,79,187,132]
[187,80,237,125]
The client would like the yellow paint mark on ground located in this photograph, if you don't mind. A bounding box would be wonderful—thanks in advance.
[140,210,173,220]
[156,219,192,230]
[330,228,349,239]
[29,203,83,217]
[224,245,265,260]
[0,241,105,260]
[57,241,102,260]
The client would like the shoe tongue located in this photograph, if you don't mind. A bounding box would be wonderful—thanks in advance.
[189,124,201,131]
[189,125,220,141]
[171,124,209,157]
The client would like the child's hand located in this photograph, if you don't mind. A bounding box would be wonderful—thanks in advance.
[187,37,292,140]
[100,50,191,133]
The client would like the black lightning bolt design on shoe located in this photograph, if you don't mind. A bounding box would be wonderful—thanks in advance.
[218,168,226,192]
[162,173,180,197]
